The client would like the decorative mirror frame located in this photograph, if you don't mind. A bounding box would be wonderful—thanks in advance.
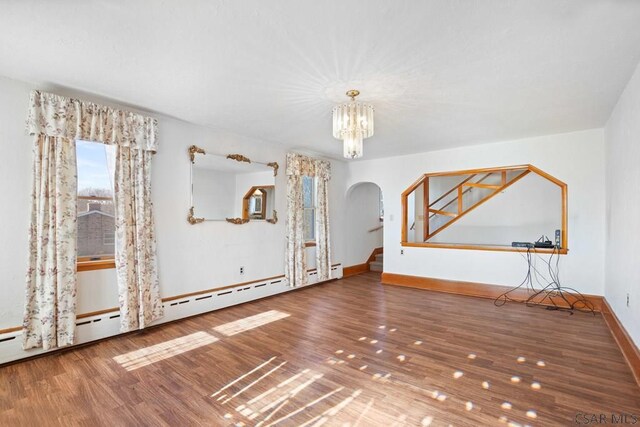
[187,145,278,225]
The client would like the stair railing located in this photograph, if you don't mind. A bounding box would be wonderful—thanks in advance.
[425,169,530,240]
[428,172,493,219]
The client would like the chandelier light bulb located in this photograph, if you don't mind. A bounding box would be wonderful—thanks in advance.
[343,129,364,159]
[332,89,374,159]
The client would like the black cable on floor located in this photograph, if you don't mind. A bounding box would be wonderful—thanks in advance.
[494,245,595,315]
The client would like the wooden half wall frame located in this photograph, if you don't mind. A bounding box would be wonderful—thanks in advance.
[401,164,568,254]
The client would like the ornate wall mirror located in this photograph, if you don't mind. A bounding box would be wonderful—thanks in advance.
[188,146,278,224]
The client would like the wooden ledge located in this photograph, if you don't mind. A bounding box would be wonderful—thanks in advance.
[77,259,116,272]
[401,242,568,255]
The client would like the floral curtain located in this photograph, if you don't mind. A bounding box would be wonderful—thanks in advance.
[315,161,331,282]
[22,136,78,350]
[285,172,307,287]
[27,91,157,152]
[23,90,160,349]
[114,147,163,332]
[285,153,332,287]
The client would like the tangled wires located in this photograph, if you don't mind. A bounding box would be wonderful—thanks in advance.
[494,246,595,315]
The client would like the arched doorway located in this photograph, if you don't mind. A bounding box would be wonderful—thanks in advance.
[344,182,383,276]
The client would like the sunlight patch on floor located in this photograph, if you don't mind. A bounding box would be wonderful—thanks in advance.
[298,389,363,427]
[421,416,434,426]
[262,386,344,427]
[213,310,290,336]
[113,331,218,371]
[208,327,549,426]
[221,361,287,404]
[212,356,278,398]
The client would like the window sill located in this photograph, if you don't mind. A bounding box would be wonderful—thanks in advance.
[305,241,317,247]
[77,259,116,272]
[401,242,568,255]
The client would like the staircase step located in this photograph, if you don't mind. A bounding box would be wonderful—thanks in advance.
[369,261,383,272]
[375,254,383,262]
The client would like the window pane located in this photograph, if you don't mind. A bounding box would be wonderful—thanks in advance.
[304,208,315,241]
[76,140,116,260]
[77,140,114,196]
[77,197,115,258]
[303,176,314,208]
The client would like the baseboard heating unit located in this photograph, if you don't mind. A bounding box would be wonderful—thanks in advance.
[0,264,342,365]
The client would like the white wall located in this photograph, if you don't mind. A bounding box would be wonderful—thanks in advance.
[344,182,383,266]
[346,129,606,295]
[0,76,33,330]
[0,75,347,330]
[604,61,640,347]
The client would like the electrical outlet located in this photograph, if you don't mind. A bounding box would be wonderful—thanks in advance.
[240,266,245,275]
[627,293,630,307]
[555,229,561,247]
[401,249,404,255]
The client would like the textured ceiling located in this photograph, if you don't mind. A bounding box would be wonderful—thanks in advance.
[1,0,640,159]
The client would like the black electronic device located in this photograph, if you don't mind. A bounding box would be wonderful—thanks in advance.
[534,241,554,248]
[534,235,554,249]
[512,241,534,248]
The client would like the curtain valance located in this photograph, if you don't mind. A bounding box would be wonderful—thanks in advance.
[26,90,158,152]
[285,153,331,180]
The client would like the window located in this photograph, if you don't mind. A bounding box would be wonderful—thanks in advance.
[103,231,115,246]
[303,176,316,243]
[76,140,116,270]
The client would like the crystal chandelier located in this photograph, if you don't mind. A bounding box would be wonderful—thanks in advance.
[332,90,374,159]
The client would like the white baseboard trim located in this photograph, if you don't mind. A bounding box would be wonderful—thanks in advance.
[0,264,343,365]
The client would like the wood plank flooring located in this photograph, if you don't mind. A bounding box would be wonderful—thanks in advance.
[1,272,638,426]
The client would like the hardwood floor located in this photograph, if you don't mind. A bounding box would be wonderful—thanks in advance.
[1,272,638,426]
